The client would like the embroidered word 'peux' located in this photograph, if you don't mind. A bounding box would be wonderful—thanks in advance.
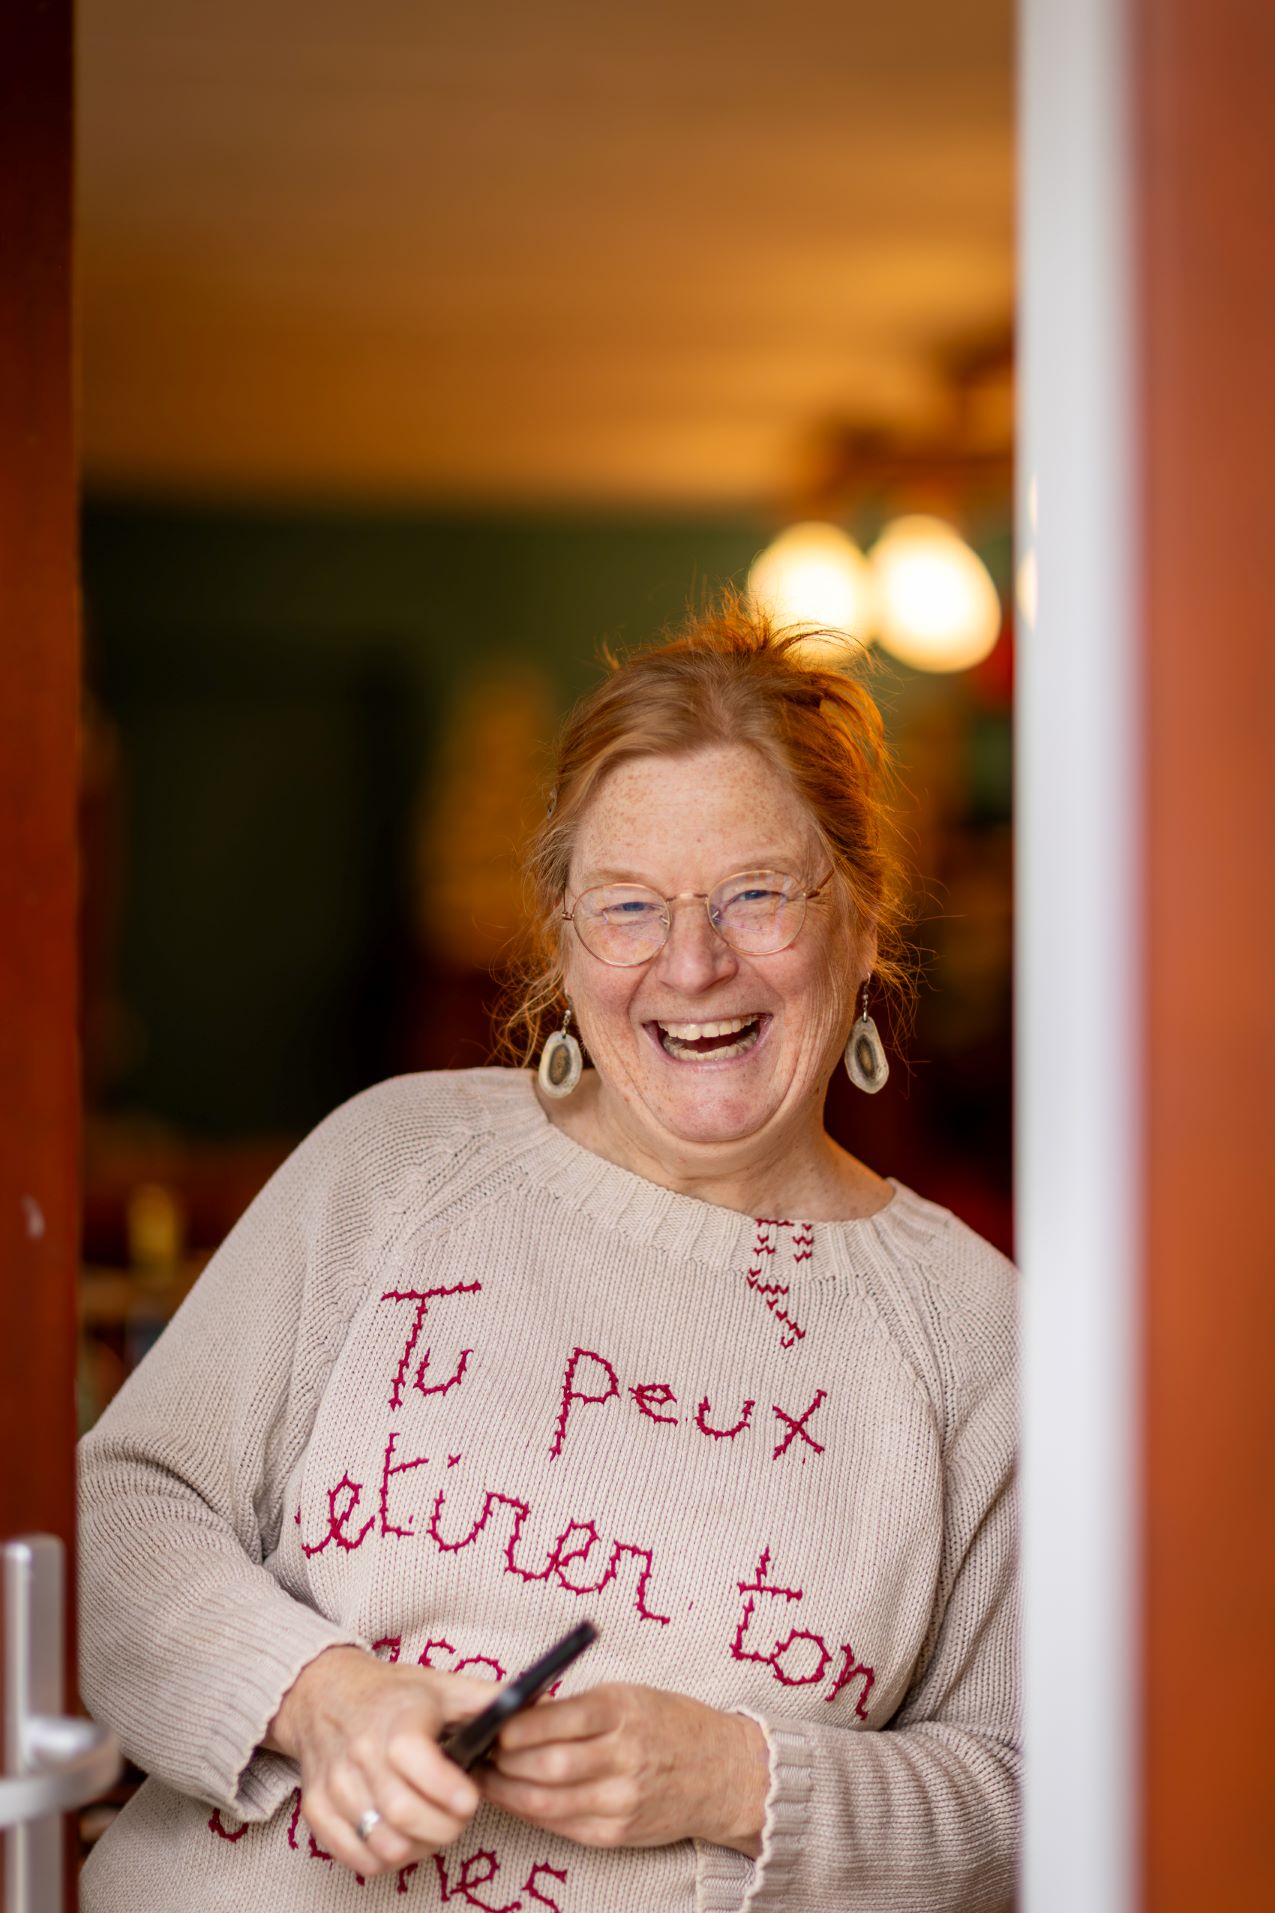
[548,1346,827,1465]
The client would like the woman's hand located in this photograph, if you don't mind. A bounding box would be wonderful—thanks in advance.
[263,1644,492,1878]
[480,1682,768,1858]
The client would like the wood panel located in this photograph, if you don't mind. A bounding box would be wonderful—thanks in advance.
[1139,0,1275,1904]
[0,0,78,1553]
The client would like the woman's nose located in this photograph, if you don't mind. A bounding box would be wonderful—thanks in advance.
[654,899,738,993]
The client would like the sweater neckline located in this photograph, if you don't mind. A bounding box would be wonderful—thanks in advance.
[471,1067,939,1275]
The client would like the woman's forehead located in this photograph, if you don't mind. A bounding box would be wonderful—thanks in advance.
[572,745,820,876]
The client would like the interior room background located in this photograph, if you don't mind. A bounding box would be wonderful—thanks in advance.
[75,0,1015,1433]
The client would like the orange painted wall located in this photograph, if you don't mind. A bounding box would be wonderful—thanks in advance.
[1139,1,1275,1904]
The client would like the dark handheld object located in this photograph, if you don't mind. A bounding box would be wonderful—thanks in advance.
[437,1621,599,1773]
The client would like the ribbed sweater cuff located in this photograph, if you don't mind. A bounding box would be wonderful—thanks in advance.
[187,1591,368,1819]
[696,1712,813,1912]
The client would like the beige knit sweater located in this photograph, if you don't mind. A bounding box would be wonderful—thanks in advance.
[78,1068,1019,1912]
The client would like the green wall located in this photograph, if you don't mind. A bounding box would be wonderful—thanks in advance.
[81,497,768,1134]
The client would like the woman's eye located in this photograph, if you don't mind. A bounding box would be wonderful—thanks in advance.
[605,898,659,920]
[725,887,781,908]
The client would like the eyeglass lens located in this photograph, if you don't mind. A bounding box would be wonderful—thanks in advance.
[571,871,809,965]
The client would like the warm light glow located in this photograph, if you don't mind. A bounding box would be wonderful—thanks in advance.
[870,516,1002,672]
[747,522,875,659]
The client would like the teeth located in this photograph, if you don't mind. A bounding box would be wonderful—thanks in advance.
[655,1015,763,1062]
[658,1016,756,1039]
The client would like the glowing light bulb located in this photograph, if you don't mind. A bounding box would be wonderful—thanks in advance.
[869,516,1002,672]
[747,522,875,660]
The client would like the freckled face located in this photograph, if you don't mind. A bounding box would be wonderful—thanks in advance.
[561,744,860,1150]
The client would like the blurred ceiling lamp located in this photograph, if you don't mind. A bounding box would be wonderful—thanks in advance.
[747,521,875,659]
[869,515,1002,673]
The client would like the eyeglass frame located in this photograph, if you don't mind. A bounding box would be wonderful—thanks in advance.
[561,867,836,968]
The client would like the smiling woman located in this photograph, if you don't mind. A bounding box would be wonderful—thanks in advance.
[78,597,1018,1913]
[500,597,911,1216]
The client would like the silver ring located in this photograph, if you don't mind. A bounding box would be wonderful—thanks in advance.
[355,1807,382,1841]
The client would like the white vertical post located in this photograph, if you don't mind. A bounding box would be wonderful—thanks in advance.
[1017,1,1140,1909]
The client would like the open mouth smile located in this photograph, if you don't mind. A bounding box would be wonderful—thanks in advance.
[646,1013,769,1063]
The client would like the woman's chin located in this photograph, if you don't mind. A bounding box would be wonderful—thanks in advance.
[638,1073,776,1148]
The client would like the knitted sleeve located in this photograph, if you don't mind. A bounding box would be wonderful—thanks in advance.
[701,1275,1019,1913]
[76,1077,469,1824]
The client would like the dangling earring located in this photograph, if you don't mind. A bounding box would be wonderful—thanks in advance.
[538,1002,583,1100]
[844,981,889,1093]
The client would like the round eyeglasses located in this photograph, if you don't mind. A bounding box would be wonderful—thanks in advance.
[563,869,833,968]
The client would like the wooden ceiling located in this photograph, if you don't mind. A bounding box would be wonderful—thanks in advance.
[77,0,1013,507]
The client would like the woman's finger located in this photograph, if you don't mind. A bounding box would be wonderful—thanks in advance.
[481,1768,630,1829]
[420,1668,502,1723]
[384,1723,481,1818]
[301,1784,399,1878]
[368,1768,475,1852]
[488,1735,607,1786]
[497,1688,614,1752]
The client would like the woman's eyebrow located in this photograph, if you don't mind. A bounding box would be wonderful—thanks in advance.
[577,856,809,886]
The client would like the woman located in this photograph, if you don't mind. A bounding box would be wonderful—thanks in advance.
[78,602,1018,1911]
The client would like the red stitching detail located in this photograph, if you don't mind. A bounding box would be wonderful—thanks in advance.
[429,1484,670,1623]
[555,1533,671,1624]
[694,1394,755,1439]
[379,1281,482,1411]
[524,1861,569,1910]
[380,1429,430,1537]
[454,1653,506,1681]
[732,1547,809,1667]
[549,1347,619,1460]
[286,1789,303,1849]
[433,1846,522,1911]
[418,1636,457,1667]
[416,1345,475,1399]
[825,1645,876,1720]
[629,1382,679,1424]
[738,1546,803,1600]
[308,1829,334,1865]
[771,1389,826,1460]
[372,1635,403,1662]
[207,1807,248,1842]
[745,1219,809,1348]
[397,1863,420,1894]
[429,1485,530,1556]
[414,1635,508,1682]
[730,1595,772,1666]
[730,1551,875,1715]
[300,1472,374,1557]
[769,1628,833,1687]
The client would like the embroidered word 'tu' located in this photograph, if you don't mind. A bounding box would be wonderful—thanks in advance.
[380,1280,482,1411]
